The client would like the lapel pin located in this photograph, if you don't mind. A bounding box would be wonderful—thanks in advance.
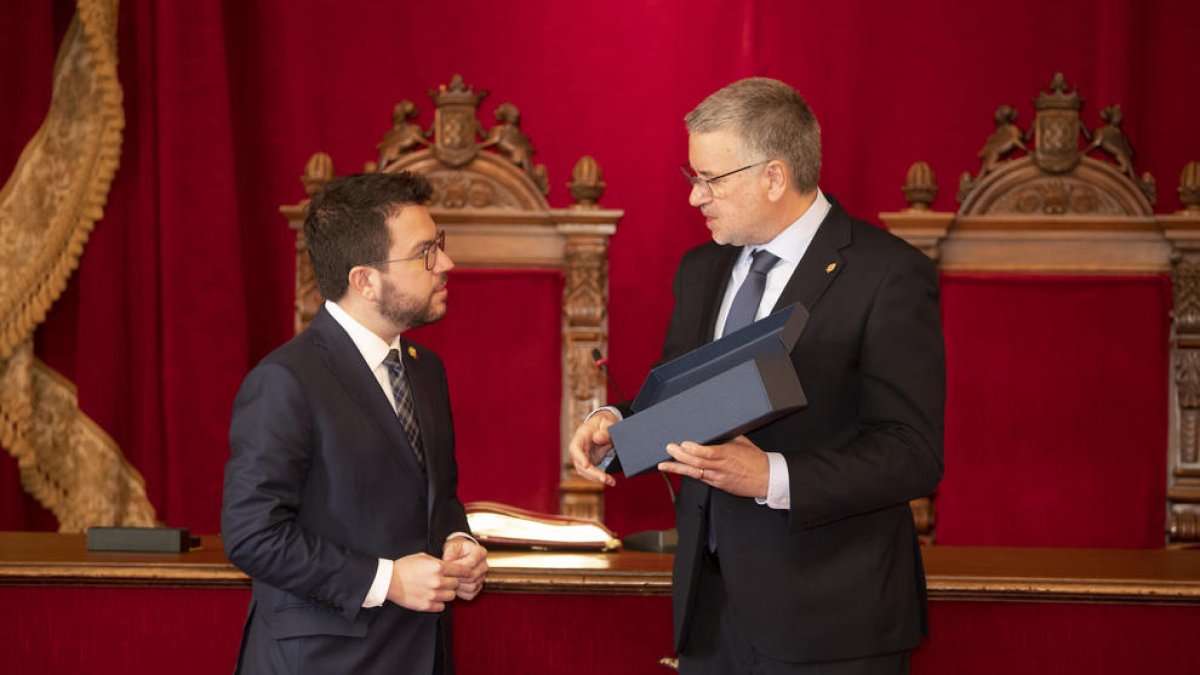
[825,262,837,274]
[407,346,418,360]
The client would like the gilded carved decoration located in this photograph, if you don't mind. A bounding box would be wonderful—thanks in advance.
[1173,258,1200,335]
[1030,73,1086,175]
[1181,162,1200,212]
[568,156,607,208]
[564,237,607,328]
[1168,511,1200,542]
[377,100,430,170]
[0,0,157,531]
[902,162,938,211]
[958,73,1155,216]
[1171,244,1200,542]
[367,75,551,196]
[281,77,620,521]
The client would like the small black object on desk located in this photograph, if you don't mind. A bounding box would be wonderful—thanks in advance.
[86,526,199,553]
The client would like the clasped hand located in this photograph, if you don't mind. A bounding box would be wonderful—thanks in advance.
[386,538,488,612]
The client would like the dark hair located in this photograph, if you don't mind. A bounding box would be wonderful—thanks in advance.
[303,172,433,301]
[685,77,821,193]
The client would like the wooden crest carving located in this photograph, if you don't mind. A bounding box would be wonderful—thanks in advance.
[280,76,622,522]
[957,73,1155,217]
[367,74,550,205]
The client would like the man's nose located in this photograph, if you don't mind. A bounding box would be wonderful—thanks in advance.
[437,249,455,273]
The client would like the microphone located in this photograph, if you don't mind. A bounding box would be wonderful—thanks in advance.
[591,348,678,553]
[591,348,629,404]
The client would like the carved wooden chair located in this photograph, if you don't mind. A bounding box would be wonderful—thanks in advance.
[280,75,623,522]
[883,72,1200,546]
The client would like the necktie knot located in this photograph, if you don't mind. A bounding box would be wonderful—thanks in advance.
[383,349,403,371]
[721,249,782,337]
[748,249,781,275]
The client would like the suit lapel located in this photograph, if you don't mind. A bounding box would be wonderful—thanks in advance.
[310,308,426,478]
[699,247,741,343]
[774,202,852,314]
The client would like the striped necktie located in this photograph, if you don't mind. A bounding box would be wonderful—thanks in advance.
[383,349,425,469]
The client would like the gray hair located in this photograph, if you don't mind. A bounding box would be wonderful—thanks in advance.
[685,77,821,193]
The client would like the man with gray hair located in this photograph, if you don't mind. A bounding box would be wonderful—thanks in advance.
[570,77,945,673]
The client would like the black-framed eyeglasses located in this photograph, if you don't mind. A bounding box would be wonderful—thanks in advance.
[680,160,770,197]
[364,230,445,271]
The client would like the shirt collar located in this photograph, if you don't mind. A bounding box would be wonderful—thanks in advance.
[749,188,831,265]
[324,300,401,369]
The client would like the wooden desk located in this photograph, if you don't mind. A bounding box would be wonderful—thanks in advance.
[4,533,1200,674]
[4,532,1199,603]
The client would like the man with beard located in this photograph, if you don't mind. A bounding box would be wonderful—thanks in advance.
[222,172,487,675]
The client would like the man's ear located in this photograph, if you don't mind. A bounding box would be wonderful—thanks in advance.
[765,160,789,202]
[347,265,379,302]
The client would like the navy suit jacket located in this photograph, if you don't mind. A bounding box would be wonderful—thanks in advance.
[665,200,945,663]
[222,306,469,674]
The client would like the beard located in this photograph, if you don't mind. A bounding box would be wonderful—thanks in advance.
[378,274,447,330]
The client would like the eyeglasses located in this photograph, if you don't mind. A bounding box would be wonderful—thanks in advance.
[680,160,770,197]
[364,230,445,271]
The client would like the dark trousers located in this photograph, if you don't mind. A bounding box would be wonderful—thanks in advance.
[678,552,910,675]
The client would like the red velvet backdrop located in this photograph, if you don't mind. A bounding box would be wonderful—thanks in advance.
[2,0,1199,545]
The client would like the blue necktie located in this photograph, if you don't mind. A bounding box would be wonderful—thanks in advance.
[383,349,425,470]
[722,249,782,336]
[710,248,781,552]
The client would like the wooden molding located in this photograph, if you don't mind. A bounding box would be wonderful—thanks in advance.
[6,534,1200,605]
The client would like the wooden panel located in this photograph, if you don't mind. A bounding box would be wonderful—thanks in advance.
[5,534,1200,675]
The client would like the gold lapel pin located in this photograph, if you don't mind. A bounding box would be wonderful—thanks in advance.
[407,346,418,360]
[825,262,837,274]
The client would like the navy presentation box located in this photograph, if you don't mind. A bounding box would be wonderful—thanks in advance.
[610,304,808,477]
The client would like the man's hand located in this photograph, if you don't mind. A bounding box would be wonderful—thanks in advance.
[658,435,770,498]
[442,537,488,601]
[385,553,468,612]
[567,410,618,487]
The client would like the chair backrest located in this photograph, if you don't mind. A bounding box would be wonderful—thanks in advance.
[280,75,623,522]
[882,72,1200,547]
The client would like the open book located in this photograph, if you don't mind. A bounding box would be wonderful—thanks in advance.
[465,501,621,551]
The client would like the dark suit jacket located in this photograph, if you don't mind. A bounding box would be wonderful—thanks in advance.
[222,306,469,675]
[665,200,945,663]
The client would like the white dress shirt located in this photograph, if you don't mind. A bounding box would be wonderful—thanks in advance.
[324,301,474,608]
[595,191,830,509]
[717,190,830,509]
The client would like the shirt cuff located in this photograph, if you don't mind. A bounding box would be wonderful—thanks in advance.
[363,558,393,608]
[754,452,791,510]
[586,406,624,422]
[596,450,617,472]
[447,531,479,546]
[586,406,623,472]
